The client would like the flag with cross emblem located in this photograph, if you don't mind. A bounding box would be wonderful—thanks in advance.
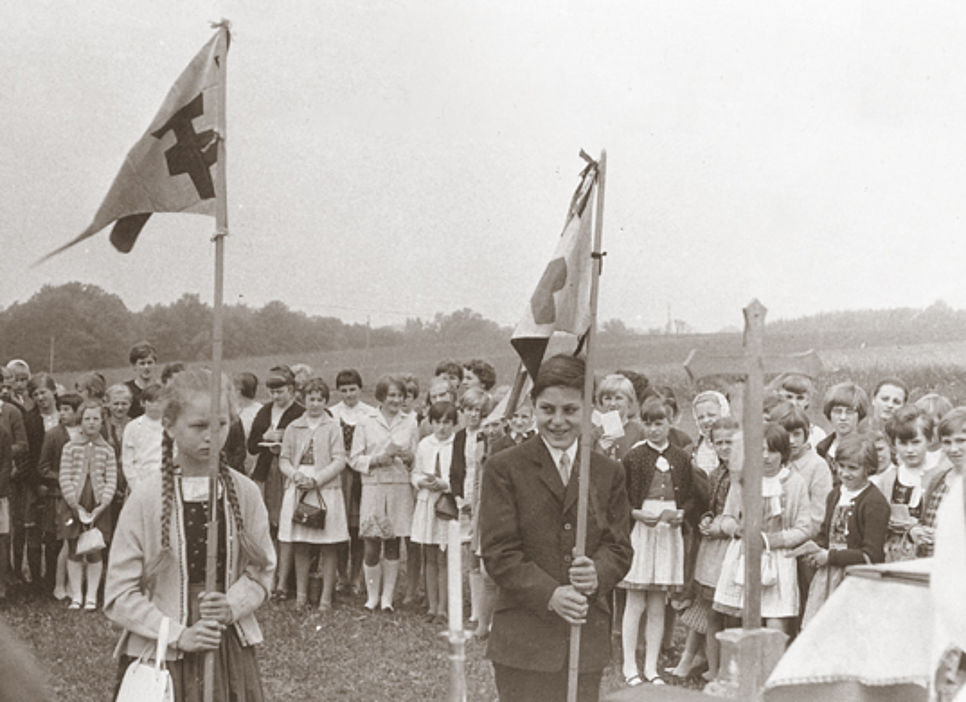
[510,157,598,379]
[39,28,228,262]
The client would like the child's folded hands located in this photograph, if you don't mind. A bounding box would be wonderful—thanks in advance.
[631,509,659,526]
[293,472,314,490]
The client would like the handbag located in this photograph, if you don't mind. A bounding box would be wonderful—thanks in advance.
[430,451,459,521]
[733,533,778,588]
[75,526,106,557]
[434,492,459,521]
[292,487,327,530]
[116,616,174,702]
[884,527,918,563]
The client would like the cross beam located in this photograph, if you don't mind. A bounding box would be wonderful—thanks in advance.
[682,299,823,628]
[684,348,823,384]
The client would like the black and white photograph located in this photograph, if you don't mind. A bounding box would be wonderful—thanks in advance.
[1,2,965,700]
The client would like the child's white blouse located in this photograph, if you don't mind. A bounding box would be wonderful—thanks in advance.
[412,434,453,491]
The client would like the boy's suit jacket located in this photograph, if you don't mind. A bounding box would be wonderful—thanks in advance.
[480,435,632,673]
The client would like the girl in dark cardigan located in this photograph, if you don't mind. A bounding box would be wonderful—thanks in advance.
[620,398,697,686]
[801,433,889,627]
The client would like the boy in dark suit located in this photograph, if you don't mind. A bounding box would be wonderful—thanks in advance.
[480,355,632,702]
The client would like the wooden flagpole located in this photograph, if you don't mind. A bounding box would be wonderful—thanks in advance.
[567,148,606,702]
[204,20,230,702]
[502,361,528,421]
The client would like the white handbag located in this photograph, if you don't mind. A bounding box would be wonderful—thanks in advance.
[733,533,778,588]
[116,616,175,702]
[75,527,106,557]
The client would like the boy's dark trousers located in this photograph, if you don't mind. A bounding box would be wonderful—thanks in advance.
[493,663,603,702]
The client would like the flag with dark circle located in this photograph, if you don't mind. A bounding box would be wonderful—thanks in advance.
[511,157,598,379]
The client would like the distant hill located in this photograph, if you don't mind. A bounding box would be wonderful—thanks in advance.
[766,300,966,350]
[4,282,966,374]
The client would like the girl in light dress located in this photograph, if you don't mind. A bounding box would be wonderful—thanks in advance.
[670,417,739,682]
[456,388,489,628]
[713,423,810,634]
[620,398,696,686]
[329,368,378,598]
[350,375,419,613]
[676,391,730,646]
[410,401,463,623]
[277,378,347,610]
[691,391,731,478]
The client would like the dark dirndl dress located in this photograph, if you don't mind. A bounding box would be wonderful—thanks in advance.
[116,500,264,702]
[340,420,362,529]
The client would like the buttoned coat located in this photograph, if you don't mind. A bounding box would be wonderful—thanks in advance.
[480,436,632,673]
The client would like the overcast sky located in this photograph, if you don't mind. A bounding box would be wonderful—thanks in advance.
[3,1,965,332]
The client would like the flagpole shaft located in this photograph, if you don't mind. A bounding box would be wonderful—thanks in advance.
[502,362,527,421]
[568,149,607,702]
[204,23,230,702]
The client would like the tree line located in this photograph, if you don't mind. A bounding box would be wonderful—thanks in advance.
[3,283,965,373]
[0,283,515,372]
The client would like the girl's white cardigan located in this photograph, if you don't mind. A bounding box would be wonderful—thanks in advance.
[104,468,276,661]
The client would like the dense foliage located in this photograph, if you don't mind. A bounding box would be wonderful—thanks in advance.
[0,284,517,372]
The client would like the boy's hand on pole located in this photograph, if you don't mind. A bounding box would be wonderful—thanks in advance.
[549,585,588,625]
[568,553,598,595]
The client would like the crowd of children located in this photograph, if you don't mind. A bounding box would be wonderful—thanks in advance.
[0,341,963,699]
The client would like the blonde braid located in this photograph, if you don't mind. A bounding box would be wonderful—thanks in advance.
[219,459,271,567]
[159,432,176,551]
[142,431,176,593]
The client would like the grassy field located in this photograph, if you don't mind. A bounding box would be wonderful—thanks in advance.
[19,333,966,699]
[3,566,690,701]
[65,334,966,439]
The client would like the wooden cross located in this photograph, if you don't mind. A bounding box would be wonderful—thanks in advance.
[683,299,823,627]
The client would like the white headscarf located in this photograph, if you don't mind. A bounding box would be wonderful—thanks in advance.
[691,390,732,432]
[692,390,733,475]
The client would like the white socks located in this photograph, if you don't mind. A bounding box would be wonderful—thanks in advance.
[85,560,102,607]
[380,559,399,610]
[363,563,382,610]
[66,559,83,605]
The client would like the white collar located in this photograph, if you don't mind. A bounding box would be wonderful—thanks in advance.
[542,438,578,470]
[897,463,924,486]
[762,467,789,497]
[430,433,455,447]
[180,476,224,502]
[839,482,868,504]
[645,440,669,453]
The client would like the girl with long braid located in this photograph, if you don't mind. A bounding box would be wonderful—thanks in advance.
[105,369,275,702]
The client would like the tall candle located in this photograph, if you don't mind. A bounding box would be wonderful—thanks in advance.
[447,519,462,634]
